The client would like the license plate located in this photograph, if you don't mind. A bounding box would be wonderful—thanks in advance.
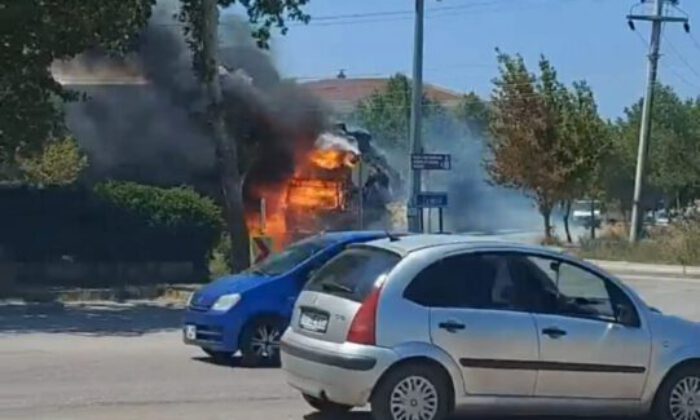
[299,311,329,333]
[184,325,197,340]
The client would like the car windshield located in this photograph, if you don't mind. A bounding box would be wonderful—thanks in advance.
[244,235,337,276]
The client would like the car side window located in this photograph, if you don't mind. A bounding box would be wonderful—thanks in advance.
[404,253,524,311]
[513,255,639,326]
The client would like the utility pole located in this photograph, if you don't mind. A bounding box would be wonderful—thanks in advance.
[628,0,689,242]
[408,0,425,232]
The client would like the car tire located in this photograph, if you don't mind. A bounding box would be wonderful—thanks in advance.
[653,362,700,420]
[239,316,285,367]
[201,348,231,363]
[371,363,451,420]
[302,393,352,414]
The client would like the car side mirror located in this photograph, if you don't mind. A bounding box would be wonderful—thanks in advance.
[616,304,638,327]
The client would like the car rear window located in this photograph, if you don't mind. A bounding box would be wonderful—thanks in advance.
[305,247,400,302]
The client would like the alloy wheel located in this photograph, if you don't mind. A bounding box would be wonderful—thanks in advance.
[249,324,281,359]
[389,375,439,420]
[670,376,700,420]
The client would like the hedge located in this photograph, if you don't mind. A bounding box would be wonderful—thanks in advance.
[0,182,223,268]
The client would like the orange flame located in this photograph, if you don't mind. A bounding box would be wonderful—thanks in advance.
[309,149,358,170]
[245,145,359,249]
[287,179,343,210]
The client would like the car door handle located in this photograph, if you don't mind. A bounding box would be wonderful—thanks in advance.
[438,321,466,333]
[542,327,567,339]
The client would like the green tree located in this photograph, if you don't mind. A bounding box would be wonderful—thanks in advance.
[0,0,155,172]
[559,82,611,242]
[487,52,571,240]
[354,73,444,153]
[614,85,700,214]
[454,91,491,136]
[20,136,88,186]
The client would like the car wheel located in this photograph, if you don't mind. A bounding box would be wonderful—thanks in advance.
[654,363,700,420]
[240,316,284,367]
[371,363,451,420]
[201,348,231,363]
[302,393,352,414]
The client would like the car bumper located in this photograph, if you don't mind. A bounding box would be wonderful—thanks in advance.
[280,330,398,407]
[182,308,243,353]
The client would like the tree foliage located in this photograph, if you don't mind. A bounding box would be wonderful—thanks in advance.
[488,53,565,237]
[454,91,491,136]
[0,0,155,167]
[354,74,444,152]
[178,0,310,81]
[20,136,88,186]
[614,85,700,211]
[487,52,608,239]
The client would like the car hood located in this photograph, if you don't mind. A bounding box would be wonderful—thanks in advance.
[650,310,700,341]
[191,274,274,307]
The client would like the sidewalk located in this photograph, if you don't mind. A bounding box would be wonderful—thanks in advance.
[590,259,700,279]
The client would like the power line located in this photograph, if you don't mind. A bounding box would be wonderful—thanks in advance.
[152,0,550,28]
[689,32,700,52]
[309,1,507,22]
[663,35,700,82]
[616,26,699,90]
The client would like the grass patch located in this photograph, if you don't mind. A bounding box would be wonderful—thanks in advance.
[577,219,700,267]
[577,238,675,264]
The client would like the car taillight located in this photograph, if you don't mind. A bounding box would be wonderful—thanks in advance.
[346,286,381,346]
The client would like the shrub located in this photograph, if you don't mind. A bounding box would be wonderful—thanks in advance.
[94,181,222,231]
[659,218,700,270]
[20,136,88,186]
[0,182,223,269]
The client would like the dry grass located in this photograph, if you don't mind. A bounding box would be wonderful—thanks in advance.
[578,218,700,267]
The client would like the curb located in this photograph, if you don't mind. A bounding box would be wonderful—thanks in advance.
[590,260,700,280]
[1,284,200,304]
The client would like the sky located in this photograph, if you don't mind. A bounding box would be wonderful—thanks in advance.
[229,0,700,119]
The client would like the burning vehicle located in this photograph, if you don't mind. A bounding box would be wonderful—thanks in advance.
[244,123,401,248]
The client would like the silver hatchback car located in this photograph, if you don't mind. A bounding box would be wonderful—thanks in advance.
[281,234,700,420]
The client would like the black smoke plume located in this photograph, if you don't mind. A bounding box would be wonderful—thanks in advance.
[63,0,328,204]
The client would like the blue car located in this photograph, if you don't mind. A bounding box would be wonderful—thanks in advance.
[183,230,388,366]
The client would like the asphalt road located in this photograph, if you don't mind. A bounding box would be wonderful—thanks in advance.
[1,272,699,420]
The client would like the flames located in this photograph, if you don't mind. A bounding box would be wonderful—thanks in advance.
[309,149,358,170]
[246,145,359,249]
[287,179,343,209]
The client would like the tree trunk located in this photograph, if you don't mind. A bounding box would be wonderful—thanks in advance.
[590,199,596,240]
[542,206,553,240]
[203,0,250,273]
[563,200,572,244]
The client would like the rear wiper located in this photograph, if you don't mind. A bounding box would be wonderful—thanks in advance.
[321,281,353,294]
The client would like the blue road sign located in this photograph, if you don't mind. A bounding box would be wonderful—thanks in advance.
[416,192,448,208]
[411,153,452,170]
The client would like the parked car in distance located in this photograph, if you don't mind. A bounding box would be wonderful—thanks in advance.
[572,199,602,228]
[281,234,700,420]
[183,230,389,367]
